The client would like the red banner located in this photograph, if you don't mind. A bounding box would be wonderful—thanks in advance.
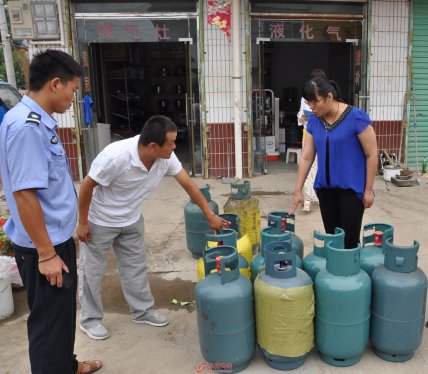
[207,0,231,41]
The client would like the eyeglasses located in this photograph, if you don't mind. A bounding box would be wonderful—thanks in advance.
[306,98,323,106]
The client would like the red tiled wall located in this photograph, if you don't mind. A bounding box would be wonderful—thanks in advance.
[207,123,249,178]
[373,120,404,163]
[57,128,80,181]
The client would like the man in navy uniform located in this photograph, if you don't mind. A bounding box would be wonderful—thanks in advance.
[0,50,102,374]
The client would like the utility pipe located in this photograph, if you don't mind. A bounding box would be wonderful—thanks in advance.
[232,0,242,179]
[0,0,16,87]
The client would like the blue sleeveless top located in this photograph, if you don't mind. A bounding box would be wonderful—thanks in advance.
[306,106,372,199]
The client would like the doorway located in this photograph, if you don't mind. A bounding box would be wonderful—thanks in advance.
[252,40,355,173]
[90,41,200,173]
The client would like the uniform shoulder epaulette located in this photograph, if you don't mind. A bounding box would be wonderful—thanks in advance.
[26,111,41,126]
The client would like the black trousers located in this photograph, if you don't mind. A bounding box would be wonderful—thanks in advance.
[317,188,365,249]
[14,238,78,374]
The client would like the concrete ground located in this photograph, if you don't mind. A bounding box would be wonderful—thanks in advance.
[1,160,428,374]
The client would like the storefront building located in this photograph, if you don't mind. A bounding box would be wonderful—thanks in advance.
[22,1,417,179]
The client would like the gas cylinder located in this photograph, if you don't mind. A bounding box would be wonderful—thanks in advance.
[303,228,345,282]
[224,181,260,247]
[184,184,219,258]
[370,238,427,362]
[254,241,314,370]
[251,228,302,283]
[197,228,250,280]
[267,211,304,260]
[195,245,255,373]
[360,223,394,276]
[216,213,252,266]
[315,243,371,367]
[219,213,241,237]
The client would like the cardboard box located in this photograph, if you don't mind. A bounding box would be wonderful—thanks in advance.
[265,136,275,153]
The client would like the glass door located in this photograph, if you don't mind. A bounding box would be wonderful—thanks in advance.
[182,38,202,176]
[252,38,269,175]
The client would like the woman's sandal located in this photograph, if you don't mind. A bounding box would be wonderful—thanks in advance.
[77,360,103,374]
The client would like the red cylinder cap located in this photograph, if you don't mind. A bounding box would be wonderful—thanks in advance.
[281,218,286,231]
[216,256,223,272]
[374,231,383,246]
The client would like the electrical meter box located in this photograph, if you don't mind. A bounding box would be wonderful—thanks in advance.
[8,0,60,40]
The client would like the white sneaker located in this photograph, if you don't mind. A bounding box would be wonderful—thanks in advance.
[132,310,169,327]
[79,323,110,340]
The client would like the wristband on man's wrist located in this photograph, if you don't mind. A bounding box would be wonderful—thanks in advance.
[38,253,58,264]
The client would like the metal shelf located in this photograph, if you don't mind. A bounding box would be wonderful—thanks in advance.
[110,112,129,120]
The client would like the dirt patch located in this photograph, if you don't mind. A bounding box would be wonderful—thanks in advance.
[101,273,196,314]
[5,274,197,324]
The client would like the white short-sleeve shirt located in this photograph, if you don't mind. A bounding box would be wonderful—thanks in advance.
[88,135,182,227]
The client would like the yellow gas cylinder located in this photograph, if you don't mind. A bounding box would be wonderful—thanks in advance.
[197,228,252,281]
[197,253,251,280]
[224,181,260,247]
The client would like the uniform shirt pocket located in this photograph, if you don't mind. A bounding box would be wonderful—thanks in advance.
[49,145,67,180]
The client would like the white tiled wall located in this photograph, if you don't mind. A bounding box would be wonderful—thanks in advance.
[369,0,410,121]
[204,1,247,124]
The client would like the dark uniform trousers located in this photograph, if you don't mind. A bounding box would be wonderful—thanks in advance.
[14,238,78,374]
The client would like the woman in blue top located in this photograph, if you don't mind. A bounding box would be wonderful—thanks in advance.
[290,77,378,248]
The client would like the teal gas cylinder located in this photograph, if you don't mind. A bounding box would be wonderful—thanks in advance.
[184,184,219,258]
[370,238,427,362]
[219,213,241,237]
[267,211,304,260]
[251,228,302,283]
[206,228,250,278]
[303,228,345,282]
[315,243,371,367]
[254,241,314,370]
[195,245,255,373]
[360,223,394,276]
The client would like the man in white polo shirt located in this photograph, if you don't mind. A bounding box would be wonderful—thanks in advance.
[76,115,229,340]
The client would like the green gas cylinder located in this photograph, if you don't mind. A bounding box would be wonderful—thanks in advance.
[315,243,371,367]
[267,211,304,260]
[360,223,394,276]
[370,238,427,362]
[195,245,255,373]
[224,181,260,247]
[184,184,219,258]
[303,228,345,282]
[251,228,303,283]
[254,241,314,370]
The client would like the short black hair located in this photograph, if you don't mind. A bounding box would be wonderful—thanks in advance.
[139,115,177,146]
[302,77,343,103]
[309,68,327,79]
[29,49,84,91]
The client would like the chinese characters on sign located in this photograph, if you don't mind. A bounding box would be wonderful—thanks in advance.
[97,22,113,40]
[326,25,342,41]
[269,23,284,39]
[299,24,314,40]
[207,0,231,41]
[155,24,170,41]
[123,24,138,39]
[93,22,176,42]
[264,21,360,42]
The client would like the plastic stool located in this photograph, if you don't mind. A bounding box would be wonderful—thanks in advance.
[286,147,302,164]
